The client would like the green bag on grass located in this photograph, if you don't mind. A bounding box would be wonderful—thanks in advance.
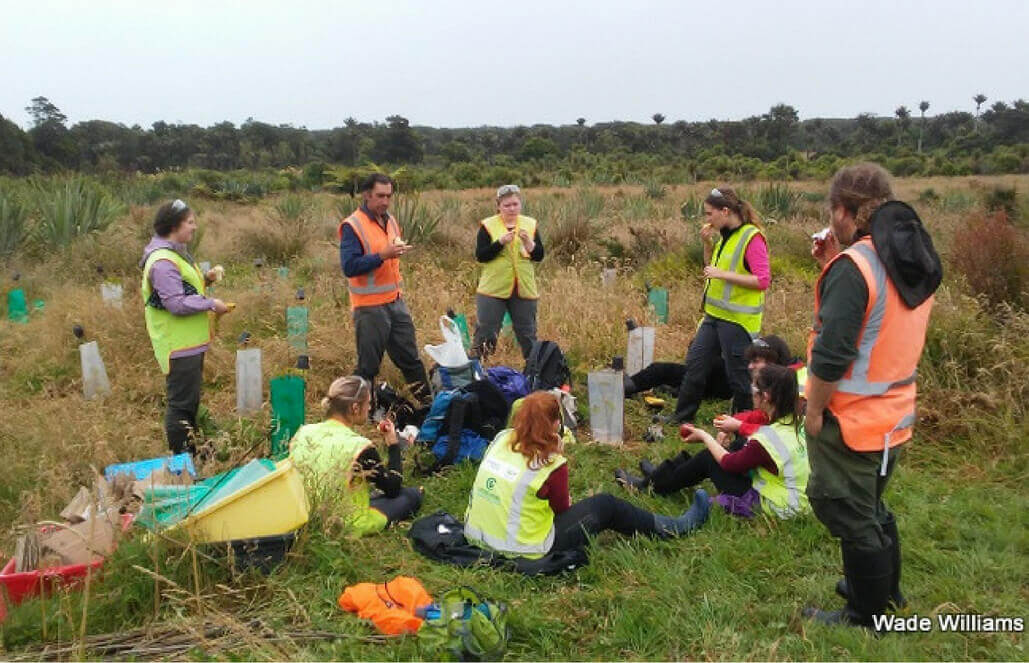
[418,586,509,662]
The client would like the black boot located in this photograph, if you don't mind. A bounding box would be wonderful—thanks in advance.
[835,515,907,609]
[614,468,649,491]
[805,543,893,631]
[639,459,657,478]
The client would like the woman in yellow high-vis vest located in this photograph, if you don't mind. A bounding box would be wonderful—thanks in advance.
[464,392,709,560]
[141,199,229,454]
[290,375,423,536]
[472,184,544,360]
[672,187,770,423]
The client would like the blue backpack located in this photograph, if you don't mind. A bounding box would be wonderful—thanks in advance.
[417,390,458,446]
[486,366,529,405]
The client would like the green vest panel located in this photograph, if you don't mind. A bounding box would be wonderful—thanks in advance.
[702,224,765,336]
[750,419,811,519]
[477,215,539,300]
[464,430,566,558]
[141,248,211,374]
[289,419,388,536]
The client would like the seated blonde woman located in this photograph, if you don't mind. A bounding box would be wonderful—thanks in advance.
[290,375,422,535]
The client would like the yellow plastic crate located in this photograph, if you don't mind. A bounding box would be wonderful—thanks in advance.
[178,458,310,543]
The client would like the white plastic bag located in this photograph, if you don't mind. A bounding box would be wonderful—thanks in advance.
[424,315,470,368]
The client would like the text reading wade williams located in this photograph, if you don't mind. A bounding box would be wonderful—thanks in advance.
[875,613,1024,633]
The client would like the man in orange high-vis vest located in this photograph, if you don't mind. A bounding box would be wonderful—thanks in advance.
[340,173,430,404]
[802,164,941,631]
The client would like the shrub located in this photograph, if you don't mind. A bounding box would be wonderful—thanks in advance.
[392,192,443,245]
[982,186,1019,219]
[0,190,29,257]
[642,179,666,199]
[950,212,1029,309]
[33,177,124,249]
[755,183,801,220]
[680,194,704,220]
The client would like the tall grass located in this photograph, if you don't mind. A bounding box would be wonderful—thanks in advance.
[0,190,29,257]
[33,177,124,249]
[755,183,802,219]
[392,192,443,245]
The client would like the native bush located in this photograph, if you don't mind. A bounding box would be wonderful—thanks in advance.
[32,176,124,249]
[949,211,1029,309]
[0,189,29,257]
[392,192,443,245]
[981,186,1019,218]
[755,183,802,220]
[642,178,667,199]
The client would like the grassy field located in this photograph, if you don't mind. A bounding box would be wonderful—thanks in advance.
[1,176,1027,660]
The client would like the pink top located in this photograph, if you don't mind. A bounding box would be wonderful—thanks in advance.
[744,234,771,290]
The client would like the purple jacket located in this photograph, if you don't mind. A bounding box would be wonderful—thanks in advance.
[141,236,213,358]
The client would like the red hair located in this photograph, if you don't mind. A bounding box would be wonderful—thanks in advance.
[511,392,562,469]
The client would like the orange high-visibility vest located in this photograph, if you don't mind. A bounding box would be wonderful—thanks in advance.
[339,208,404,310]
[807,236,933,455]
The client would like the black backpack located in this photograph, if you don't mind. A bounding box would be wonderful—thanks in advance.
[524,341,571,392]
[417,379,510,474]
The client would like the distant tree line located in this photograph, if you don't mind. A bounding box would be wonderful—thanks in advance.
[1,97,1027,183]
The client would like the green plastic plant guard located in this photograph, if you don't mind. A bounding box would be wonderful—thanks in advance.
[286,306,308,353]
[452,313,471,350]
[270,374,305,459]
[647,287,669,324]
[277,266,289,279]
[7,288,28,323]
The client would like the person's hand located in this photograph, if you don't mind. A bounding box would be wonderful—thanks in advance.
[518,229,534,253]
[714,415,741,433]
[211,298,230,314]
[715,431,732,448]
[700,223,717,245]
[498,230,515,246]
[811,230,840,268]
[379,243,411,260]
[679,423,707,444]
[804,408,824,439]
[205,265,225,284]
[378,419,399,446]
[703,266,727,280]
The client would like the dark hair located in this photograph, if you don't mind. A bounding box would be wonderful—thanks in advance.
[359,173,395,193]
[511,392,562,470]
[744,335,792,366]
[705,186,761,227]
[753,364,800,426]
[829,163,894,232]
[153,200,192,237]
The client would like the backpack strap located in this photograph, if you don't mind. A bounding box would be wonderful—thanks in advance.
[530,342,558,389]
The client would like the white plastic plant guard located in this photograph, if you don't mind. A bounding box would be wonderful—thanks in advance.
[601,268,616,288]
[588,369,623,445]
[424,315,470,368]
[80,341,112,400]
[236,348,263,415]
[625,326,655,376]
[100,282,123,308]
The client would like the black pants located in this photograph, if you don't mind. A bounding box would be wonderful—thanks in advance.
[673,316,753,422]
[370,486,424,525]
[649,449,753,497]
[626,358,732,399]
[353,298,431,403]
[166,353,205,454]
[473,294,538,360]
[550,493,658,551]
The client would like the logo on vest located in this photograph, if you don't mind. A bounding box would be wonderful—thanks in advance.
[486,478,497,491]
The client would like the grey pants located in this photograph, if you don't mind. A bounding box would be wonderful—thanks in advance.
[473,294,538,360]
[166,353,204,454]
[353,298,430,403]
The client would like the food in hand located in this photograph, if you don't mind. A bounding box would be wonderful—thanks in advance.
[212,265,225,282]
[812,227,831,242]
[378,419,393,433]
[225,302,236,311]
[680,423,692,439]
[392,237,409,247]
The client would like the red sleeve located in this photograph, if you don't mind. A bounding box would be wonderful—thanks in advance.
[743,234,770,290]
[719,439,778,475]
[536,463,571,514]
[737,410,771,437]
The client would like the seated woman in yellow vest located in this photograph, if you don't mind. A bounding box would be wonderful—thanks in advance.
[472,184,544,361]
[290,376,423,536]
[141,199,230,455]
[672,187,769,424]
[464,392,710,559]
[633,365,810,520]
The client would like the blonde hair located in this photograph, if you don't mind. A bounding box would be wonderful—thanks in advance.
[322,376,370,418]
[829,163,895,232]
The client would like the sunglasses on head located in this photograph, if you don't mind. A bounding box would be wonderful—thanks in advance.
[496,184,521,198]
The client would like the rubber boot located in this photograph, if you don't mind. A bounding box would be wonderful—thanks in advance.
[653,489,710,537]
[835,515,907,609]
[614,468,649,491]
[805,543,892,631]
[639,459,657,479]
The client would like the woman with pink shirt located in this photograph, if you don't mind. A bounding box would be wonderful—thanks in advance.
[671,186,770,423]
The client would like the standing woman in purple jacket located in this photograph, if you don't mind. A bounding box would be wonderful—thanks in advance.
[140,200,229,454]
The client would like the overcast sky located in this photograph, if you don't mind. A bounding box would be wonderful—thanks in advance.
[3,0,1026,130]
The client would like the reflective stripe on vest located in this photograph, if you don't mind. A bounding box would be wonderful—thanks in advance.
[702,224,765,336]
[750,421,810,519]
[342,209,404,309]
[464,431,565,557]
[345,213,403,295]
[141,248,211,374]
[808,237,933,464]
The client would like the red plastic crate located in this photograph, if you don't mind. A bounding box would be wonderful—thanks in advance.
[0,513,133,622]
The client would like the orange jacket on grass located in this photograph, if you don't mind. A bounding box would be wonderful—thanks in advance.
[338,576,432,635]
